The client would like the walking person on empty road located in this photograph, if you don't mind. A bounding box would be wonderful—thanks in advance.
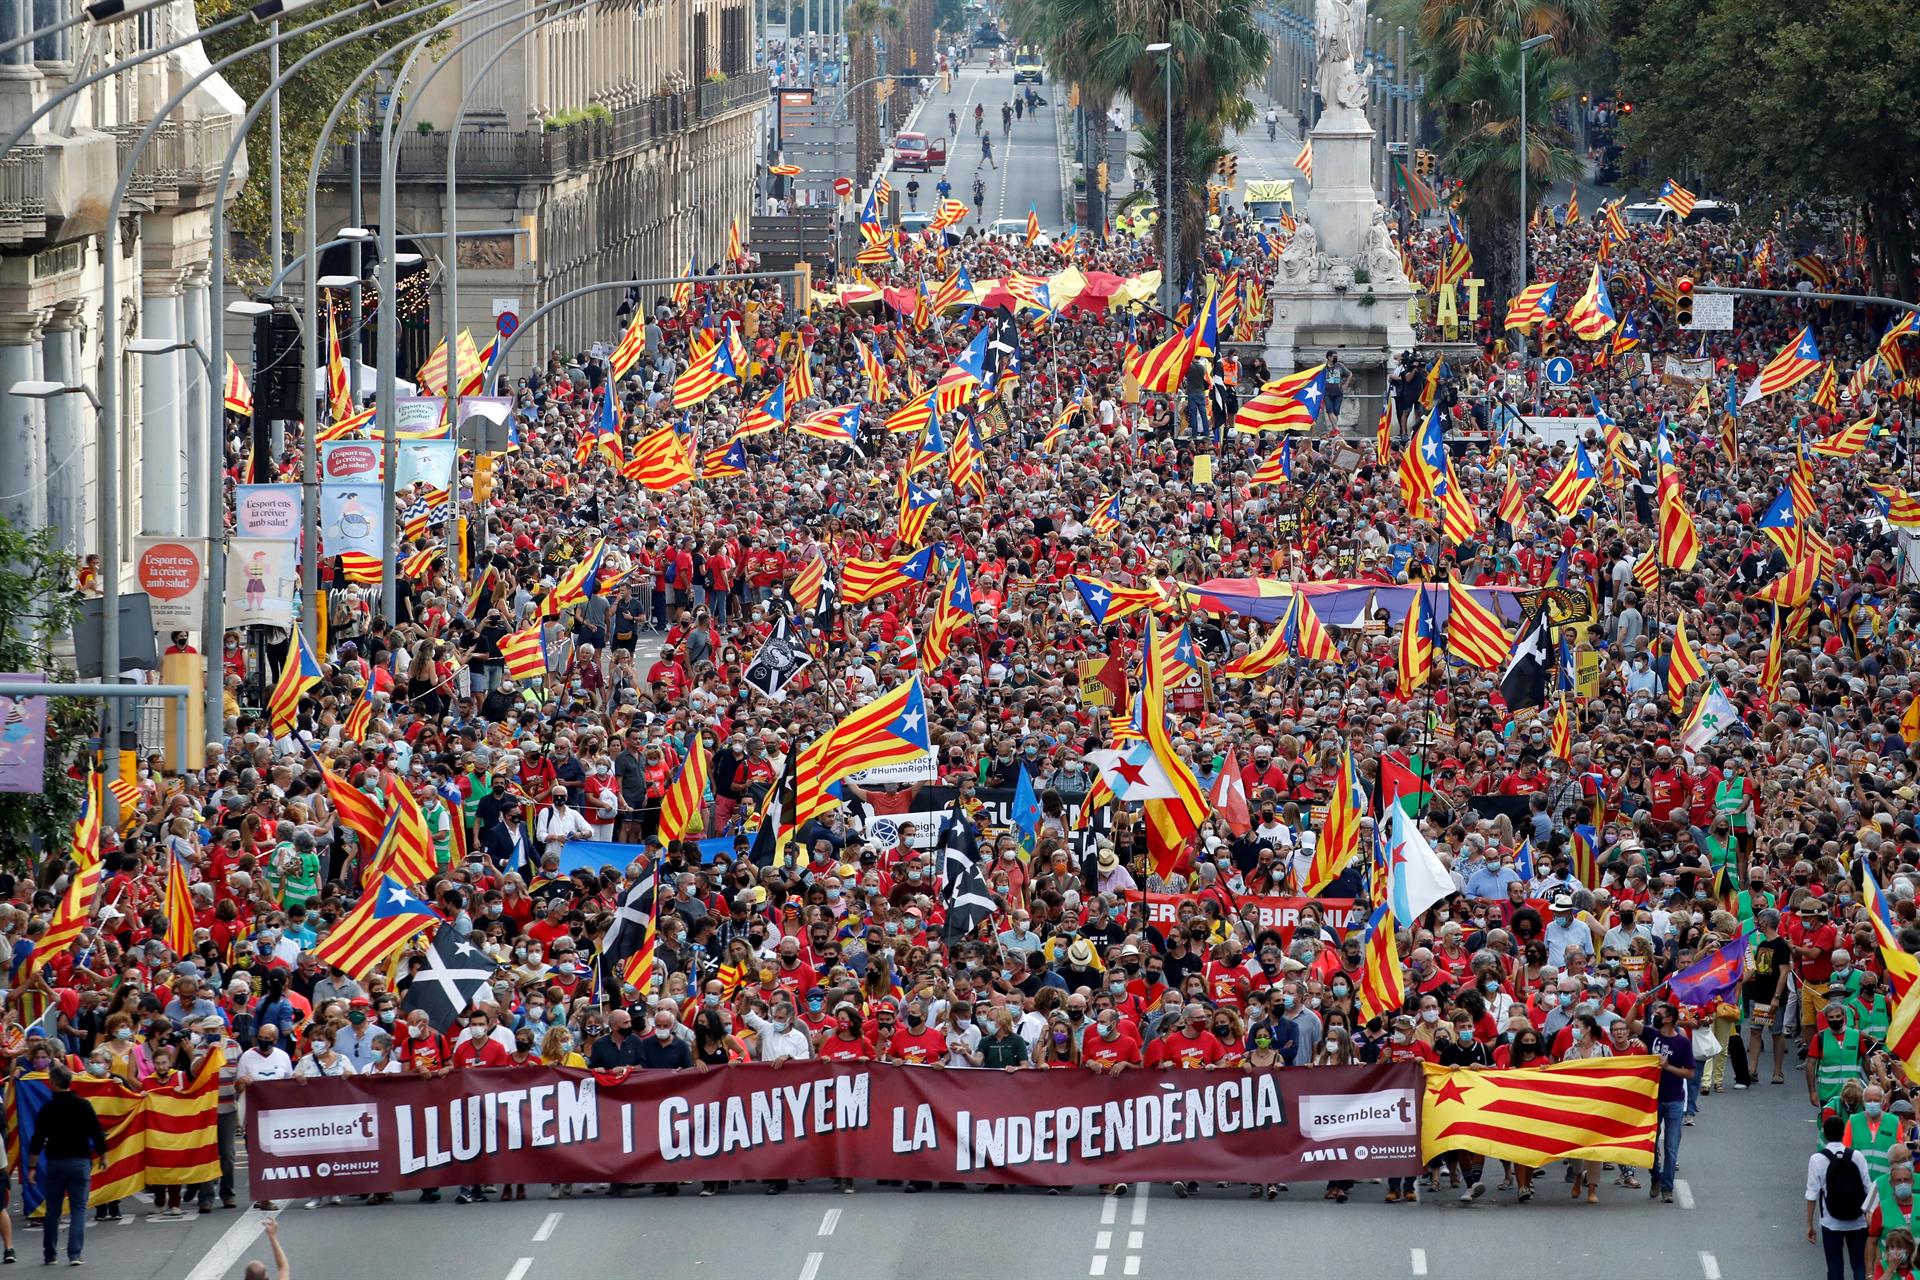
[25,1064,107,1267]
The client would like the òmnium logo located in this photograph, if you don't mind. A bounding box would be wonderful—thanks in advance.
[256,1105,380,1157]
[1297,1089,1417,1141]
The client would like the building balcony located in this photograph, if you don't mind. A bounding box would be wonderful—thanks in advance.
[321,71,766,186]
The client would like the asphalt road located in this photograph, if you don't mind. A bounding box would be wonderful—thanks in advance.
[78,1065,1816,1280]
[903,62,1065,235]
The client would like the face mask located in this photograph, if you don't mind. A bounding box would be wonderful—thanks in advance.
[1420,1009,1440,1024]
[1331,983,1349,998]
[655,1027,674,1041]
[1391,1031,1409,1045]
[1455,1029,1473,1044]
[409,1025,428,1040]
[1483,979,1500,994]
[256,1036,277,1051]
[87,1061,109,1077]
[1571,1026,1587,1041]
[1279,995,1296,1010]
[378,1010,396,1025]
[1541,993,1559,1009]
[311,1040,330,1055]
[1099,1024,1119,1041]
[469,1026,489,1042]
[115,1027,135,1042]
[1867,1101,1884,1117]
[775,1016,792,1031]
[1897,1186,1914,1204]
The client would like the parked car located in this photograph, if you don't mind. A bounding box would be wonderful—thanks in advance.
[988,217,1051,247]
[890,132,947,171]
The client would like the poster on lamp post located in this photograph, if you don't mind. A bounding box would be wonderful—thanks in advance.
[225,539,299,630]
[0,673,48,794]
[318,482,385,560]
[132,537,206,632]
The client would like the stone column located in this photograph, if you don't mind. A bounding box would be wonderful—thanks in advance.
[42,301,84,557]
[181,264,211,537]
[0,309,48,534]
[139,267,186,535]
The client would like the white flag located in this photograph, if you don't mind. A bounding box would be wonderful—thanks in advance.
[1681,678,1742,758]
[1082,745,1180,802]
[1387,804,1456,924]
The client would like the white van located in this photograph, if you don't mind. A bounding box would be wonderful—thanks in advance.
[1621,198,1739,227]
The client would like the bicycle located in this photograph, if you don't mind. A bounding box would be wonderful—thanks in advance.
[947,110,958,137]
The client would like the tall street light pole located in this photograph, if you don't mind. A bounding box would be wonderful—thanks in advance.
[1517,33,1553,288]
[1146,41,1172,314]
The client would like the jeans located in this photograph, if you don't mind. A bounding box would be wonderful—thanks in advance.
[1684,1067,1702,1117]
[41,1157,90,1262]
[1822,1226,1868,1280]
[199,1110,237,1205]
[1651,1099,1685,1191]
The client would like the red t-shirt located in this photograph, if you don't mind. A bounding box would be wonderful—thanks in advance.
[1150,1030,1226,1068]
[886,1026,948,1064]
[1083,1027,1144,1067]
[452,1036,511,1069]
[818,1033,875,1062]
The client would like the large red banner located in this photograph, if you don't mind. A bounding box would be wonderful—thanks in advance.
[245,1062,1421,1197]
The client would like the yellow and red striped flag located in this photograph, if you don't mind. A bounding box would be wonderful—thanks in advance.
[1294,139,1313,182]
[791,677,933,829]
[313,753,386,852]
[1667,614,1704,715]
[163,854,195,959]
[623,427,696,491]
[1355,904,1403,1022]
[1420,1057,1662,1167]
[222,355,253,416]
[1655,467,1701,571]
[788,553,827,614]
[499,623,549,683]
[1445,576,1511,669]
[1811,413,1875,459]
[1302,748,1363,895]
[657,735,709,843]
[608,310,647,380]
[311,875,441,978]
[370,775,438,887]
[1753,555,1818,608]
[337,551,384,585]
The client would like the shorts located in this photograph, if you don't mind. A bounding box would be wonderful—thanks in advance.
[1800,983,1828,1027]
[1746,995,1791,1037]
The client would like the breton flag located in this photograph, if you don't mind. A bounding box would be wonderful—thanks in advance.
[1657,178,1697,220]
[939,808,998,942]
[311,876,440,979]
[1420,1058,1661,1168]
[1504,281,1557,332]
[1499,610,1550,711]
[1743,326,1822,403]
[609,870,662,995]
[399,924,497,1033]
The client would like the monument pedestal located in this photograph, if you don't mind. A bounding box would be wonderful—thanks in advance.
[1262,103,1416,409]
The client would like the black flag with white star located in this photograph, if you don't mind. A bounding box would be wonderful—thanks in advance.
[741,616,812,701]
[400,925,498,1033]
[938,807,997,942]
[747,754,798,868]
[1500,610,1551,713]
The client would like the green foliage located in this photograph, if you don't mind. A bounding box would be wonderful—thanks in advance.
[0,518,91,871]
[542,103,613,131]
[1612,0,1920,295]
[195,0,455,285]
[932,0,964,34]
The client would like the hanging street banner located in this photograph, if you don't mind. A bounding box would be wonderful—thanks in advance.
[245,1062,1421,1198]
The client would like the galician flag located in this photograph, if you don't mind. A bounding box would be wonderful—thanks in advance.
[1680,678,1742,758]
[1386,803,1455,924]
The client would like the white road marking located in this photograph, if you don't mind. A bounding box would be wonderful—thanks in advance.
[505,1260,534,1280]
[819,1208,841,1236]
[1123,1259,1141,1277]
[533,1212,562,1242]
[1127,1231,1144,1250]
[1100,1193,1118,1225]
[1699,1251,1721,1280]
[1131,1180,1150,1224]
[182,1208,276,1280]
[1095,1231,1112,1250]
[1089,1257,1108,1277]
[1676,1179,1695,1209]
[1411,1247,1429,1276]
[800,1251,824,1280]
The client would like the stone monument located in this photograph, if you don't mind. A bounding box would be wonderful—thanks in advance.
[1263,0,1417,418]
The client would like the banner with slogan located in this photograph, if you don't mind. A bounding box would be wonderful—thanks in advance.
[1124,891,1363,944]
[246,1061,1422,1198]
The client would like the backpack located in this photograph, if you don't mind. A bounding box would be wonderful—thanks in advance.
[1823,1147,1868,1221]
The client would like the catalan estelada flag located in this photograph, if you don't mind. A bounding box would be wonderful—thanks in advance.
[1656,178,1696,219]
[625,427,695,491]
[267,628,323,737]
[1354,903,1404,1022]
[1420,1057,1662,1168]
[1302,748,1364,895]
[1504,281,1557,332]
[792,677,933,828]
[163,853,195,959]
[1541,442,1598,516]
[841,546,933,605]
[311,874,440,978]
[1667,613,1704,715]
[1745,325,1822,402]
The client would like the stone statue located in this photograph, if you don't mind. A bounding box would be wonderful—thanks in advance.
[1315,0,1369,110]
[1362,206,1403,284]
[1278,218,1320,285]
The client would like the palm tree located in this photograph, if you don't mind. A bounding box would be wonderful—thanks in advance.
[1006,0,1123,237]
[1397,0,1601,305]
[847,0,901,178]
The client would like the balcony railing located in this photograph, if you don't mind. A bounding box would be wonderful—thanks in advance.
[697,68,769,118]
[0,146,47,247]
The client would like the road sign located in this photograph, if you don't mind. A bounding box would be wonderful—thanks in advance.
[1544,356,1575,387]
[495,310,519,337]
[833,176,853,197]
[1683,293,1735,330]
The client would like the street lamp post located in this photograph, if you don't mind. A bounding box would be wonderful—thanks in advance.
[375,0,555,625]
[440,0,601,577]
[1145,40,1172,314]
[1517,33,1553,288]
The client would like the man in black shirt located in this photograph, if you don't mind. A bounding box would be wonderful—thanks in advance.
[26,1064,105,1266]
[1745,906,1794,1085]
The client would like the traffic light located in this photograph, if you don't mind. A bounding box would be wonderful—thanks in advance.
[1095,160,1109,192]
[1676,276,1694,326]
[1537,319,1559,357]
[1415,148,1436,178]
